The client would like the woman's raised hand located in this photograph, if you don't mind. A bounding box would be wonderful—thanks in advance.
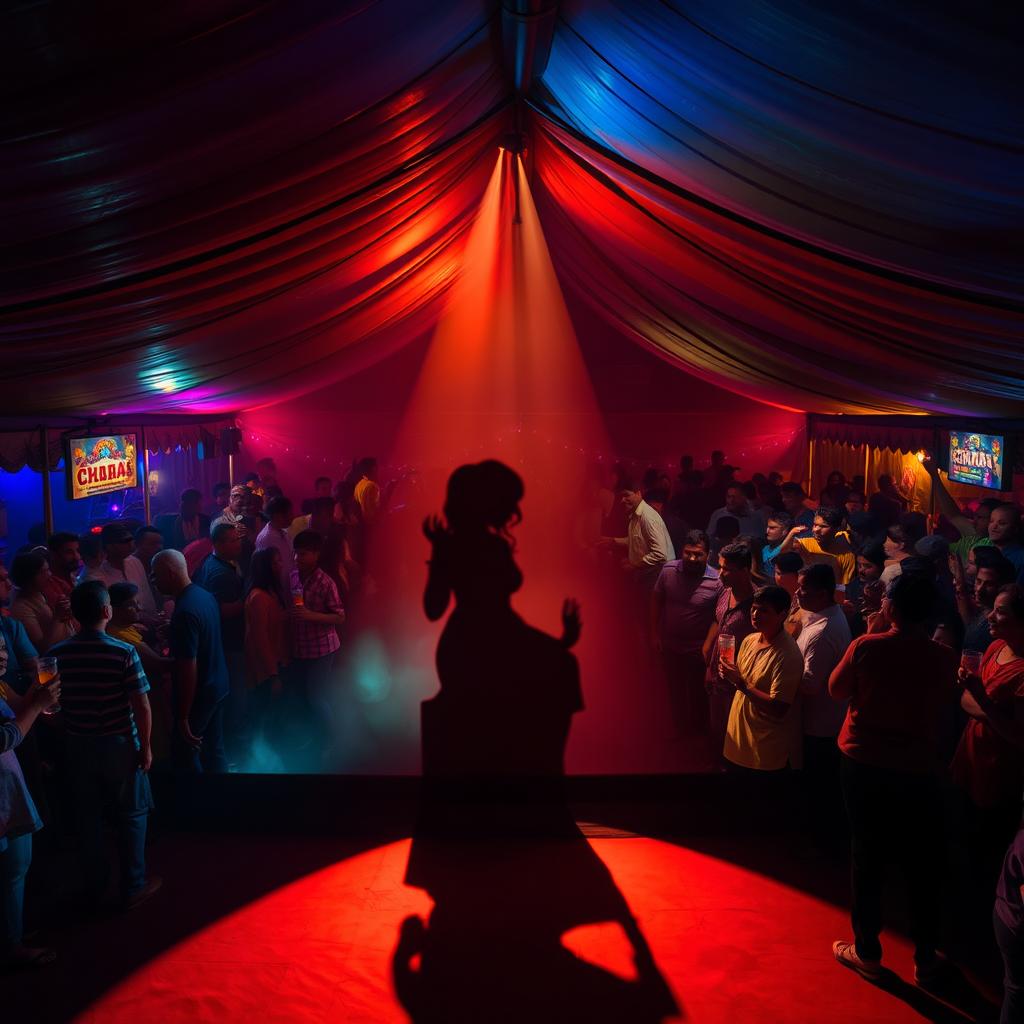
[422,515,448,544]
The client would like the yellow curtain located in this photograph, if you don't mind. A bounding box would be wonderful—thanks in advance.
[868,447,931,513]
[809,440,867,502]
[810,436,1010,519]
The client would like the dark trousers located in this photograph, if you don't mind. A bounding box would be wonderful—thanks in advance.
[174,690,228,774]
[0,833,32,951]
[282,654,336,769]
[662,650,708,737]
[994,908,1024,1024]
[840,754,942,963]
[708,681,735,761]
[67,734,152,900]
[803,735,845,852]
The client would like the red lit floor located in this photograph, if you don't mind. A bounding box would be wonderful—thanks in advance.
[12,830,998,1023]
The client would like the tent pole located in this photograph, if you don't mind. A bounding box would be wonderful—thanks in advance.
[141,427,152,526]
[40,426,54,538]
[863,443,871,499]
[228,452,235,488]
[805,417,814,496]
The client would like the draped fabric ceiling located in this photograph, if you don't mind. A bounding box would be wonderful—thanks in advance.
[2,0,1021,418]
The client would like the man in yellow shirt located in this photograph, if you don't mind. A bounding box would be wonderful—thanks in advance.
[782,506,857,585]
[353,457,381,525]
[719,585,804,771]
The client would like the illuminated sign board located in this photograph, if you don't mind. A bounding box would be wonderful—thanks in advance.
[66,434,139,500]
[948,431,1005,491]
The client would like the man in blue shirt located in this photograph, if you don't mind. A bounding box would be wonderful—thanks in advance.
[193,523,245,748]
[153,550,229,774]
[49,581,159,910]
[762,512,792,583]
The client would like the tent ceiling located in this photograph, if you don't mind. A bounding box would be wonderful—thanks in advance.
[1,1,1020,416]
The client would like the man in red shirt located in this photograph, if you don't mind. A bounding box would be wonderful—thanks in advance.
[828,574,958,985]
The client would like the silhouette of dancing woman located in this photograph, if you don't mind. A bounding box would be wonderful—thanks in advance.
[396,461,680,1023]
[419,460,582,787]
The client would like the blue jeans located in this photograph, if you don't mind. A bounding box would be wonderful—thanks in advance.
[0,832,32,951]
[67,734,153,900]
[174,690,228,774]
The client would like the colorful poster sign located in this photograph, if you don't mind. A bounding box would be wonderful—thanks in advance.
[948,432,1004,491]
[66,434,138,500]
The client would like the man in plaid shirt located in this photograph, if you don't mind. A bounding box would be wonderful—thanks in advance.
[288,531,345,764]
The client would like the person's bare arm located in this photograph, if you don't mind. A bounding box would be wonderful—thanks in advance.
[135,641,172,679]
[961,676,1024,749]
[924,459,975,538]
[779,526,806,555]
[175,658,201,748]
[738,683,791,720]
[129,691,153,771]
[3,678,60,748]
[292,607,345,627]
[718,658,790,719]
[701,620,719,662]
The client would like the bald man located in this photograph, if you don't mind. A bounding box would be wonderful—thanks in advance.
[152,551,230,773]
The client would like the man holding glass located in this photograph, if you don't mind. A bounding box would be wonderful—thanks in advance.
[48,581,160,910]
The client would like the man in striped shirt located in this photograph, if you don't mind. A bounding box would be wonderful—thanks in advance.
[49,581,160,910]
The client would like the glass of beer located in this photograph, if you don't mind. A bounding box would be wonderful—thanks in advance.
[961,650,983,676]
[291,585,305,608]
[36,656,60,715]
[719,634,736,666]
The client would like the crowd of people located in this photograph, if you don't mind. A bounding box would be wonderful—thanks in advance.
[0,456,380,967]
[612,451,1023,1017]
[0,447,1022,1020]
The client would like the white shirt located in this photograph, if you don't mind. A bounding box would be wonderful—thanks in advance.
[796,603,852,738]
[86,555,157,614]
[626,500,675,568]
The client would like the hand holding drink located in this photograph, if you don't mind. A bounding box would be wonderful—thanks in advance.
[719,634,736,666]
[960,650,983,676]
[35,657,61,715]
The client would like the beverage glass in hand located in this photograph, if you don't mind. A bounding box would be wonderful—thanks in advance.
[36,656,60,715]
[961,650,983,676]
[719,634,736,666]
[291,586,305,608]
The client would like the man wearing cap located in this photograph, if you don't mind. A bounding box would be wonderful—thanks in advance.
[86,524,155,615]
[211,485,251,537]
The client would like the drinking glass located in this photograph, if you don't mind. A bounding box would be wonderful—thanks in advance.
[36,656,60,715]
[961,650,983,676]
[719,634,736,666]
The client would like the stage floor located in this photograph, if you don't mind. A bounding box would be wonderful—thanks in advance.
[13,827,1000,1023]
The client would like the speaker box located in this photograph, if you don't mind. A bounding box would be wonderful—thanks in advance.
[220,427,242,456]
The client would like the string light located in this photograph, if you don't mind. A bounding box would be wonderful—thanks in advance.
[237,427,802,474]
